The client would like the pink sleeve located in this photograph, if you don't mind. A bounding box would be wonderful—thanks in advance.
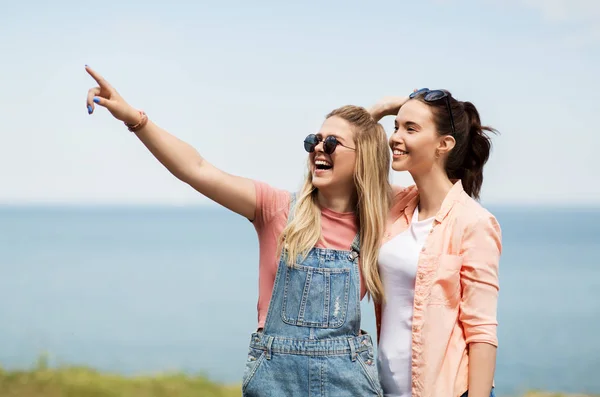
[459,214,502,347]
[252,180,291,230]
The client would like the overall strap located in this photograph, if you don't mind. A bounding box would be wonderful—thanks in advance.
[351,232,360,253]
[349,232,360,261]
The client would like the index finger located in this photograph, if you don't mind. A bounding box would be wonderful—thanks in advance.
[85,65,111,88]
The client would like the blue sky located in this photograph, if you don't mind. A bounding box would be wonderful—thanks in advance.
[1,0,598,206]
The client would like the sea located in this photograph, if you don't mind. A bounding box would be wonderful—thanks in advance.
[1,205,599,396]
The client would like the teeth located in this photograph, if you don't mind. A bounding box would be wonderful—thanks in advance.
[393,149,408,155]
[315,160,332,167]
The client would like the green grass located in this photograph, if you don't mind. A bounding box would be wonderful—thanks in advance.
[1,356,596,397]
[0,356,241,397]
[524,391,598,397]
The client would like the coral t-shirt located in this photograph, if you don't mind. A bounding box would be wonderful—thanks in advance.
[251,180,367,328]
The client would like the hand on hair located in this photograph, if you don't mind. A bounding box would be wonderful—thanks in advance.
[85,65,142,125]
[368,95,411,122]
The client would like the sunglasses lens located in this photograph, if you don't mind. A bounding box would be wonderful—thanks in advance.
[304,134,318,152]
[323,136,338,154]
[424,90,446,101]
[410,88,429,99]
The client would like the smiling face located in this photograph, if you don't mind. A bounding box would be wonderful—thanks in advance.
[390,99,455,175]
[309,116,357,195]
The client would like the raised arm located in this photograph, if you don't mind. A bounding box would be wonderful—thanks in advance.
[368,94,412,122]
[85,65,256,220]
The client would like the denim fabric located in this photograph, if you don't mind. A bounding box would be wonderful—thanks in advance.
[242,194,382,396]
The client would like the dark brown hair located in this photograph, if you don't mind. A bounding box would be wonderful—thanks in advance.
[413,91,497,200]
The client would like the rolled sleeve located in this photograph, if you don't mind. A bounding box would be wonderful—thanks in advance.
[459,214,502,346]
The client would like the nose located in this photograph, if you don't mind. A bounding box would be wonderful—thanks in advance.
[314,140,325,153]
[389,130,404,146]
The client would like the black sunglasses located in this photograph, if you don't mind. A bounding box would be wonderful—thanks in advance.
[409,88,456,135]
[303,134,355,155]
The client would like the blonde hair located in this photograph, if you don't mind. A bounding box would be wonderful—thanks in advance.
[277,105,392,303]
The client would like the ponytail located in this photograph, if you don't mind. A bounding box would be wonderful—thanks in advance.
[414,90,498,200]
[460,101,496,200]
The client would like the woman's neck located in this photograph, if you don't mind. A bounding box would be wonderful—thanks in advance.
[411,168,454,221]
[317,188,356,213]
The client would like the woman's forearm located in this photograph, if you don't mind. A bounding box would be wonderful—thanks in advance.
[368,95,411,122]
[467,342,497,397]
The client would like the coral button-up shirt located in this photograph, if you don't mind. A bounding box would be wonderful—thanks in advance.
[376,181,502,397]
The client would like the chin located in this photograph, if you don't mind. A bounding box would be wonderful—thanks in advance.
[311,174,332,190]
[312,171,351,193]
[311,167,355,193]
[391,160,410,172]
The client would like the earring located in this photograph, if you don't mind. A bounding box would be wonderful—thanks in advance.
[435,149,440,159]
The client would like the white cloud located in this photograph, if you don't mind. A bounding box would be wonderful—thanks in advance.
[520,0,600,22]
[505,0,600,47]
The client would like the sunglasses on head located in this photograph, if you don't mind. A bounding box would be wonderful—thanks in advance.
[409,88,456,135]
[303,134,355,155]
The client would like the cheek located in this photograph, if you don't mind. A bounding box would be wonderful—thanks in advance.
[408,149,434,167]
[334,153,356,176]
[407,136,435,159]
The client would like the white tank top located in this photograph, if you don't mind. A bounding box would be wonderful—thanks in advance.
[377,206,434,397]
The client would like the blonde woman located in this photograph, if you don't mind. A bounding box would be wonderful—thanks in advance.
[84,65,391,396]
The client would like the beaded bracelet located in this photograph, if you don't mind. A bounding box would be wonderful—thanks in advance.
[125,110,149,132]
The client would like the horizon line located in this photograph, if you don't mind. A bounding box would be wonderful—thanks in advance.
[0,202,599,211]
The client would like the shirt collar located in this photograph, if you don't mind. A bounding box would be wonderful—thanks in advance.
[393,180,465,224]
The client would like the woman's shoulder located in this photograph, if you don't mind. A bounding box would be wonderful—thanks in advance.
[252,180,292,227]
[454,192,501,235]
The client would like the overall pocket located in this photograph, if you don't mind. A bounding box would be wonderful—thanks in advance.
[241,346,266,392]
[356,345,384,397]
[281,264,351,328]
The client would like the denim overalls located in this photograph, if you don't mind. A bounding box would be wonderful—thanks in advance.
[242,194,383,396]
